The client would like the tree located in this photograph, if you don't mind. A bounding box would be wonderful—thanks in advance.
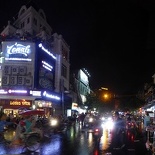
[85,92,114,113]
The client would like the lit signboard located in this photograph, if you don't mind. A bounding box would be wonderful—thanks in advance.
[2,42,35,62]
[79,69,88,85]
[36,42,56,91]
[42,91,60,100]
[1,41,35,89]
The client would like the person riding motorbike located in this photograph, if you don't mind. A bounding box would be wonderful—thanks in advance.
[111,111,126,149]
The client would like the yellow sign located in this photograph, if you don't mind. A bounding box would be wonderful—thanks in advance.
[10,101,31,106]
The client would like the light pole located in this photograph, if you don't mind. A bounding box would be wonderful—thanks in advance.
[62,91,65,116]
[61,79,70,116]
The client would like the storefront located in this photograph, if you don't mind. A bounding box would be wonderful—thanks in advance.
[0,99,33,117]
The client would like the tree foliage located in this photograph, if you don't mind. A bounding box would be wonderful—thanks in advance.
[85,92,114,113]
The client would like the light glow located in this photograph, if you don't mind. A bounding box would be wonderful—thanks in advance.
[5,58,32,61]
[0,89,8,94]
[43,91,60,100]
[8,89,27,94]
[30,90,41,96]
[42,61,53,71]
[39,43,56,59]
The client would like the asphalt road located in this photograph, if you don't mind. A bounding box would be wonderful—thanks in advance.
[0,122,153,155]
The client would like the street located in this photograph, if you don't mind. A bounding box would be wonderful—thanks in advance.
[0,122,151,155]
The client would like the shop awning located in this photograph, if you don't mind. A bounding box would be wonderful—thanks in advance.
[19,109,45,116]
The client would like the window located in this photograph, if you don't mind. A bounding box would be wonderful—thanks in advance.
[27,17,30,24]
[62,46,68,60]
[61,64,67,78]
[21,22,25,28]
[33,18,37,26]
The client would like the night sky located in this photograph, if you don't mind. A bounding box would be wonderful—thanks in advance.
[1,0,155,95]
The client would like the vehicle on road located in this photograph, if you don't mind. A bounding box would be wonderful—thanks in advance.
[83,114,96,128]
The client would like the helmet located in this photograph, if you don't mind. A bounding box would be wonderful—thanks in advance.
[115,111,119,116]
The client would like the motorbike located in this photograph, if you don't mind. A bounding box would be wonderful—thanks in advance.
[126,120,138,141]
[92,120,103,145]
[49,117,67,133]
[126,121,135,129]
[83,116,96,128]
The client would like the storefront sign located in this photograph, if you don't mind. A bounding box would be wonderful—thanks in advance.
[10,101,31,106]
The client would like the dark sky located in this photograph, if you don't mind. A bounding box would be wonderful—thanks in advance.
[1,0,155,95]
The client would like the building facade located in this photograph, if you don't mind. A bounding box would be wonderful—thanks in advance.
[0,5,71,117]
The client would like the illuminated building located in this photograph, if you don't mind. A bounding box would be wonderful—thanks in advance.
[0,4,70,117]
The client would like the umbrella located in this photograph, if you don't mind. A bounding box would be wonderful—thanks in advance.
[19,109,45,116]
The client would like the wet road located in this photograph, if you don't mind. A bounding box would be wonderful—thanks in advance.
[0,123,111,155]
[0,122,150,155]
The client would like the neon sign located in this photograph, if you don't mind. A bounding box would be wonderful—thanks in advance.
[43,91,60,100]
[7,43,30,57]
[8,89,27,94]
[10,101,31,106]
[42,61,53,71]
[0,89,8,94]
[4,42,32,61]
[38,43,56,59]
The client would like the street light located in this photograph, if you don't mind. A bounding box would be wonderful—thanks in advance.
[103,93,109,99]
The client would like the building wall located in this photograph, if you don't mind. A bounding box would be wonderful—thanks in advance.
[1,5,70,94]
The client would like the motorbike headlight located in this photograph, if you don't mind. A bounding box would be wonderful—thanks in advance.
[105,120,114,130]
[50,119,58,126]
[89,117,93,122]
[101,117,105,121]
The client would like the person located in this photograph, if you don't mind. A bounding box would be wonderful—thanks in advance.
[0,113,14,136]
[11,115,43,145]
[144,112,151,130]
[10,118,26,145]
[78,113,85,126]
[24,115,43,138]
[111,111,126,149]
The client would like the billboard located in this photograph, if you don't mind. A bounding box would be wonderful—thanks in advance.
[1,41,35,62]
[35,43,56,91]
[79,69,88,85]
[0,41,35,89]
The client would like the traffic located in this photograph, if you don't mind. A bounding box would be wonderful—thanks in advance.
[0,110,153,155]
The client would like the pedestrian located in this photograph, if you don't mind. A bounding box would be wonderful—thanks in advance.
[0,113,14,141]
[78,113,85,126]
[144,111,151,130]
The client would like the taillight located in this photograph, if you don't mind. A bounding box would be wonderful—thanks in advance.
[95,128,99,132]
